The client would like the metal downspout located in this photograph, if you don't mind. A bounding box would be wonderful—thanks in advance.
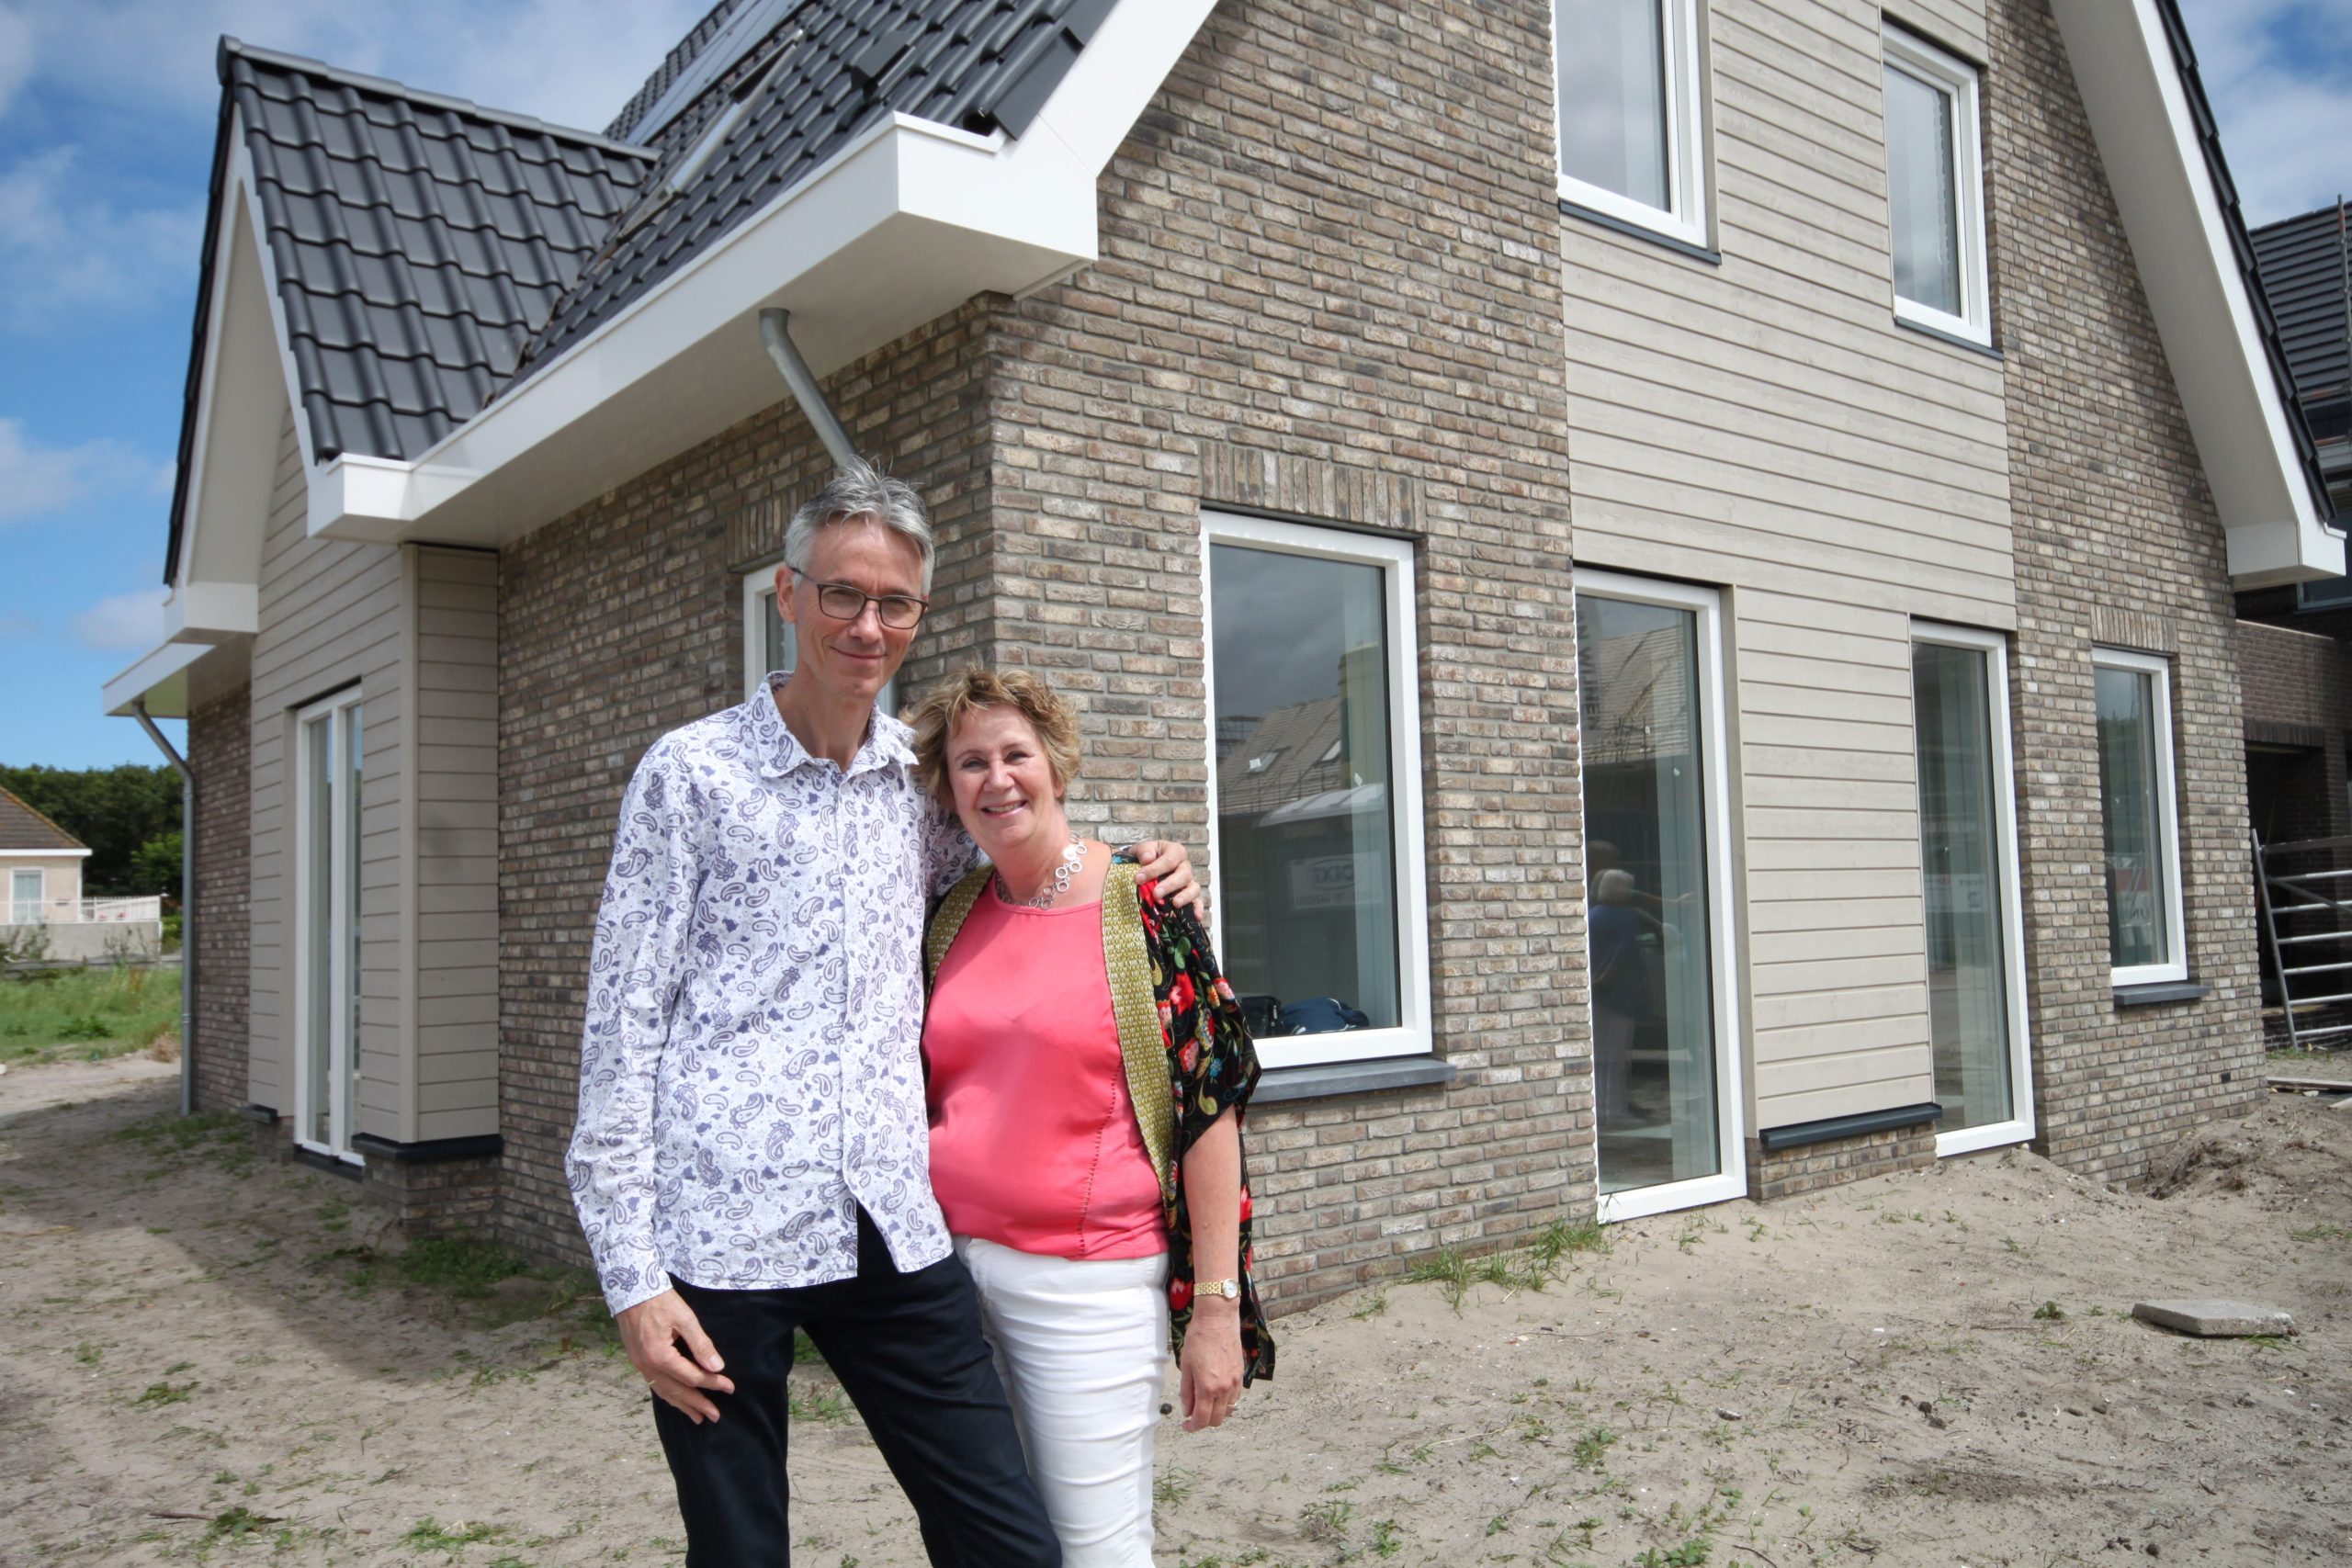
[131,700,195,1117]
[757,309,860,469]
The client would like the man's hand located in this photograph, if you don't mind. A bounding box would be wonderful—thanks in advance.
[1127,839,1201,911]
[1178,1300,1244,1431]
[617,1288,736,1424]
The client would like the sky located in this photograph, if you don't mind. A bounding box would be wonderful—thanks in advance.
[0,0,2347,771]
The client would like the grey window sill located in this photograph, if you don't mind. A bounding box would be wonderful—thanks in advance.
[2113,980,2211,1007]
[1894,313,2003,359]
[1558,198,1721,266]
[1255,1056,1457,1104]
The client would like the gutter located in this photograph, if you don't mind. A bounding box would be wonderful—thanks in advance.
[130,701,195,1118]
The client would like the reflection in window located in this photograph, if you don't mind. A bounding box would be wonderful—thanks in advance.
[1578,591,1720,1194]
[1914,639,2012,1132]
[1210,544,1400,1037]
[1885,62,1961,318]
[2096,655,2180,977]
[1556,0,1670,210]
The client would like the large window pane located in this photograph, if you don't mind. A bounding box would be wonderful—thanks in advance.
[2097,664,2171,971]
[1211,544,1401,1034]
[1885,62,1961,319]
[1556,0,1670,211]
[303,713,336,1149]
[11,869,41,925]
[1914,641,2012,1132]
[1578,592,1719,1194]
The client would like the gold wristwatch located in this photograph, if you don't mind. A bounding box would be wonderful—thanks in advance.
[1194,1277,1241,1301]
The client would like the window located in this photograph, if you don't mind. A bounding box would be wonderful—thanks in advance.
[1202,514,1429,1068]
[1912,625,2032,1155]
[9,869,40,925]
[1577,571,1744,1218]
[742,564,896,713]
[1882,24,1989,344]
[2093,649,2187,985]
[1553,0,1710,247]
[292,688,364,1163]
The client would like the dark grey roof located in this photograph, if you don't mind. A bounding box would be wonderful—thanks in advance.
[511,0,1115,382]
[2155,0,2335,522]
[165,5,1117,583]
[0,787,85,853]
[225,42,656,464]
[2252,202,2350,417]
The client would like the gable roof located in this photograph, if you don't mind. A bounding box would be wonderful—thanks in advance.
[0,787,87,854]
[2252,201,2351,424]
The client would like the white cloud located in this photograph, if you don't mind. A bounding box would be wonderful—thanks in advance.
[0,148,204,330]
[0,418,172,525]
[0,8,32,119]
[2176,0,2352,226]
[70,587,167,652]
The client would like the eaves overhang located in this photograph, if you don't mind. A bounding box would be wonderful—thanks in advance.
[2051,0,2343,590]
[305,0,1216,549]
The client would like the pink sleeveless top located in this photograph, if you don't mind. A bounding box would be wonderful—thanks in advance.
[922,886,1166,1260]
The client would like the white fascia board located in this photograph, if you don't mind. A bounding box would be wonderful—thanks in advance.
[2050,0,2339,589]
[2,849,94,857]
[309,2,1216,548]
[163,580,260,640]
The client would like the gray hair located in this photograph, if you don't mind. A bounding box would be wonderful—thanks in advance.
[782,460,936,594]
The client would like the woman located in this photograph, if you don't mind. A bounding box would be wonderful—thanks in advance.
[909,667,1274,1568]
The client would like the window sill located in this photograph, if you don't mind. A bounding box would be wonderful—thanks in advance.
[1559,199,1720,266]
[2113,980,2211,1007]
[292,1145,365,1180]
[349,1131,504,1164]
[1254,1056,1457,1104]
[1894,313,2001,359]
[238,1102,279,1125]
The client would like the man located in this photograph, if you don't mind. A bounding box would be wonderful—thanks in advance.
[568,462,1196,1566]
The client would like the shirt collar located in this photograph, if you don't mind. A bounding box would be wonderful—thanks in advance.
[749,671,913,779]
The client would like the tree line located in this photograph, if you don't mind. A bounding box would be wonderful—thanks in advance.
[1,763,183,897]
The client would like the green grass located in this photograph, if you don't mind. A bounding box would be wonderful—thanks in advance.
[0,964,179,1065]
[341,1233,608,1333]
[112,1110,254,1177]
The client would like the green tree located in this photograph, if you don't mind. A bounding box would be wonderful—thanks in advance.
[0,763,181,895]
[130,831,185,897]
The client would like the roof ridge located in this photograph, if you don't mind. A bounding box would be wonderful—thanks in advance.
[218,37,658,161]
[0,784,88,851]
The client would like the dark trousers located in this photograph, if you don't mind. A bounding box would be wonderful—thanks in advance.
[652,1210,1060,1568]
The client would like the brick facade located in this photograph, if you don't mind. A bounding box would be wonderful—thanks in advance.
[187,682,251,1115]
[2235,617,2352,846]
[1991,0,2264,1187]
[1747,1125,1937,1205]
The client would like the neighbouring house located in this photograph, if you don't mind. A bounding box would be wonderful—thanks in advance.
[0,786,163,960]
[106,0,2339,1303]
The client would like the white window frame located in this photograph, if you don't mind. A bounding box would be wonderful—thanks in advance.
[291,686,365,1166]
[1200,513,1431,1069]
[742,563,790,703]
[1574,570,1747,1222]
[1550,0,1712,249]
[2092,647,2188,987]
[1912,623,2035,1158]
[1882,23,1991,345]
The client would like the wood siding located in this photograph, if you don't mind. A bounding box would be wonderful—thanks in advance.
[1564,0,2012,1134]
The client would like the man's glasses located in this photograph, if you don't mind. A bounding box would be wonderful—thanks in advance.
[793,571,928,630]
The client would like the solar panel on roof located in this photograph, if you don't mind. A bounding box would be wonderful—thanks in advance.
[628,0,800,144]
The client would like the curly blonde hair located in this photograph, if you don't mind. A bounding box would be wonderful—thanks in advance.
[907,666,1082,808]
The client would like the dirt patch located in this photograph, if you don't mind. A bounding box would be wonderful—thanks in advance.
[3,1062,2348,1566]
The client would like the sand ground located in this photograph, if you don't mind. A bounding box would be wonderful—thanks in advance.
[2,1057,2347,1567]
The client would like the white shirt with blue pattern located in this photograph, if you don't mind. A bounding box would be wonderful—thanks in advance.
[568,675,978,1314]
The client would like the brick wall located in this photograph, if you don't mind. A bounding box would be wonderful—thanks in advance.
[1747,1125,1936,1204]
[987,0,1586,1311]
[495,301,1008,1264]
[187,681,251,1114]
[1991,0,2264,1186]
[2236,618,2352,845]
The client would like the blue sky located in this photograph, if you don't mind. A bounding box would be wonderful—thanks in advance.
[0,0,2346,770]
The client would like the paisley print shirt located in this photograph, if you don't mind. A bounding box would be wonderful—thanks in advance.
[568,674,978,1314]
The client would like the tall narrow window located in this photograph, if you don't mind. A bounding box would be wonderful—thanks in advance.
[1912,626,2032,1153]
[1883,25,1989,344]
[1577,571,1743,1218]
[1203,514,1429,1069]
[1554,0,1710,247]
[742,565,895,714]
[2094,649,2187,985]
[9,869,40,925]
[293,688,364,1163]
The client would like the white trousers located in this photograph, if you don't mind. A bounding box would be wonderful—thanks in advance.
[954,1235,1170,1568]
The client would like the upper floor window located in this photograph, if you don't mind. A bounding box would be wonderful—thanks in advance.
[1554,0,1710,248]
[1883,24,1990,344]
